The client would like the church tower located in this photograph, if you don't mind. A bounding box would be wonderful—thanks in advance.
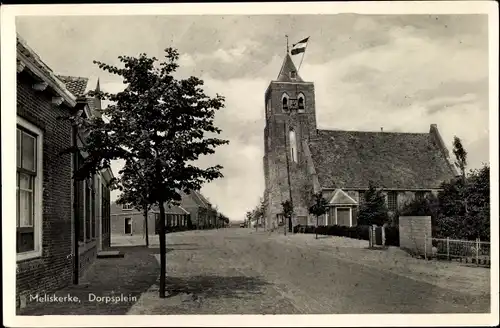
[263,52,317,231]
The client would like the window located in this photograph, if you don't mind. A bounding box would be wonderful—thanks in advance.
[122,203,133,210]
[358,191,365,205]
[415,191,425,201]
[289,129,297,163]
[17,118,43,260]
[124,218,132,234]
[290,71,297,79]
[387,191,398,212]
[277,213,284,225]
[282,94,289,111]
[91,178,96,239]
[298,94,305,112]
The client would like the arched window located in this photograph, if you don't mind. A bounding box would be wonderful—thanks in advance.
[298,93,305,112]
[289,129,297,163]
[282,93,289,111]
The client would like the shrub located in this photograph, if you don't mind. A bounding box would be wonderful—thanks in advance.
[293,224,371,241]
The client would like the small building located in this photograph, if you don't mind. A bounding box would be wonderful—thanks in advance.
[110,202,190,236]
[180,190,218,229]
[16,35,113,309]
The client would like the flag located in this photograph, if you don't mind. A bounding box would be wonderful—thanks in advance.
[291,37,309,55]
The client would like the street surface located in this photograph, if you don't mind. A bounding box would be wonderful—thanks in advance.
[128,228,490,314]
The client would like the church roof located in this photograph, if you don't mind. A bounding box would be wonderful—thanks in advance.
[328,189,358,205]
[308,129,456,190]
[276,53,304,82]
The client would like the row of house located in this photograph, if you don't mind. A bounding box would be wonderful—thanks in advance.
[110,190,223,236]
[15,35,114,308]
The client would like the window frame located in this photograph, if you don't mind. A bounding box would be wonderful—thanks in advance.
[122,203,133,211]
[415,191,425,201]
[387,191,398,212]
[335,207,353,227]
[281,93,289,111]
[16,116,43,262]
[289,129,298,163]
[298,93,305,112]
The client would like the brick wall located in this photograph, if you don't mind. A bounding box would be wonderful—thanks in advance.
[399,216,432,256]
[263,81,318,230]
[16,73,74,306]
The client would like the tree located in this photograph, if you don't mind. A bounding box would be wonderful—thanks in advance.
[245,211,253,228]
[308,192,329,239]
[281,200,294,236]
[453,136,468,182]
[452,136,469,213]
[251,198,265,231]
[357,181,389,226]
[437,164,490,240]
[115,160,154,246]
[66,48,229,298]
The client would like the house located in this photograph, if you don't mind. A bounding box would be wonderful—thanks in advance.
[56,75,114,259]
[16,35,113,308]
[262,52,458,231]
[180,190,218,229]
[110,202,190,236]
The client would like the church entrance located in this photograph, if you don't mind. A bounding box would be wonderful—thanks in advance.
[336,208,351,227]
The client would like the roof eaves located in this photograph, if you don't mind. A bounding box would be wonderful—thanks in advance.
[17,36,77,107]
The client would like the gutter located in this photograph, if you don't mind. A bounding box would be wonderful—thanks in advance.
[72,124,80,285]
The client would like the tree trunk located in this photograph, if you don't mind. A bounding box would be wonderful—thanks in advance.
[159,201,167,298]
[144,207,149,247]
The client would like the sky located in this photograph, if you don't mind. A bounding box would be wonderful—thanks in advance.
[16,14,490,221]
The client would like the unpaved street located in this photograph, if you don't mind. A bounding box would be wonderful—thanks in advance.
[129,228,490,314]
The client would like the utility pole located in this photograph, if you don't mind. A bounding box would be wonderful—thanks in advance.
[283,120,294,234]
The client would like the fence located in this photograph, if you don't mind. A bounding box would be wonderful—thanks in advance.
[425,235,491,267]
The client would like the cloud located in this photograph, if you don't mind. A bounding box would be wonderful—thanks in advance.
[15,14,489,221]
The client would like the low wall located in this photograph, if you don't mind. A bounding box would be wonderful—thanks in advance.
[399,216,432,257]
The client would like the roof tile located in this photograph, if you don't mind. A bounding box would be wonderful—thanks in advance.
[308,129,455,190]
[57,75,89,97]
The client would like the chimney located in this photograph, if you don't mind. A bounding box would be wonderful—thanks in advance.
[380,127,383,132]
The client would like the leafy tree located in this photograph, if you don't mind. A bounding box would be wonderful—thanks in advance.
[453,136,468,181]
[452,136,468,213]
[281,199,294,235]
[115,160,154,246]
[395,193,440,228]
[66,48,228,298]
[358,181,389,226]
[245,211,253,228]
[308,192,329,239]
[437,164,490,240]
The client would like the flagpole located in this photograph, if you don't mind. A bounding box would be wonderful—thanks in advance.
[297,42,309,73]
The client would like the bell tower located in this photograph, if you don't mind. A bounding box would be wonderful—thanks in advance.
[263,52,317,231]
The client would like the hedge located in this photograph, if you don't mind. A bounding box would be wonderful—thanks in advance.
[293,224,400,247]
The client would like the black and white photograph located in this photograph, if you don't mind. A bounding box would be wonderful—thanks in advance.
[1,2,498,327]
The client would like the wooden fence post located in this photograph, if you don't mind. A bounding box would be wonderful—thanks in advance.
[424,233,427,260]
[446,237,450,261]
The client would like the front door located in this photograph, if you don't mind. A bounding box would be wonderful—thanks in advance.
[124,218,132,234]
[336,208,351,227]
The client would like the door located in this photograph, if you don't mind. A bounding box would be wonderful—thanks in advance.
[336,208,351,227]
[124,218,132,234]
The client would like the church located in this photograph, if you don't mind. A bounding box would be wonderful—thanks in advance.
[262,52,458,231]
